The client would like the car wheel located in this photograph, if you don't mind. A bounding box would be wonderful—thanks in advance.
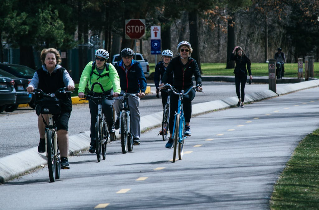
[0,105,7,113]
[5,104,18,112]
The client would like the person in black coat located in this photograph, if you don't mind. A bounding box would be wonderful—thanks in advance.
[231,46,252,108]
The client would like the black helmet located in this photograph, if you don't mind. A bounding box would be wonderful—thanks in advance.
[278,47,282,51]
[121,48,134,57]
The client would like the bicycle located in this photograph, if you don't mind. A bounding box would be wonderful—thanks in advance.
[117,93,138,154]
[85,82,115,162]
[161,84,198,163]
[34,87,70,182]
[160,89,171,141]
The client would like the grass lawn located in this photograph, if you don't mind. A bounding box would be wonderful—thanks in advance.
[149,62,319,78]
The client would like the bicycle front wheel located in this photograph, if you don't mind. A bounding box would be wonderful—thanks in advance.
[46,129,56,182]
[173,114,180,163]
[162,104,169,141]
[178,116,185,160]
[95,120,101,162]
[102,120,107,160]
[121,112,128,154]
[55,132,61,179]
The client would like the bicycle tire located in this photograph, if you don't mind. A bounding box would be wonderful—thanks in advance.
[162,104,169,141]
[46,129,56,182]
[128,133,134,152]
[121,112,128,154]
[102,120,107,160]
[95,119,101,162]
[173,114,180,163]
[178,115,185,160]
[55,132,61,179]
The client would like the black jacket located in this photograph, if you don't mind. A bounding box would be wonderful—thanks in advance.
[231,53,251,76]
[162,56,202,91]
[154,61,173,89]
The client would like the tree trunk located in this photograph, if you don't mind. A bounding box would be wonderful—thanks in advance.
[0,32,3,63]
[19,45,35,69]
[226,17,235,69]
[265,14,268,62]
[162,24,171,51]
[189,10,201,71]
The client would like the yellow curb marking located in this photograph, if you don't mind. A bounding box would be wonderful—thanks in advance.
[117,189,130,194]
[154,167,165,171]
[184,151,193,154]
[194,145,202,147]
[217,134,224,136]
[136,177,148,181]
[302,103,307,104]
[95,203,110,209]
[205,138,214,141]
[228,129,235,131]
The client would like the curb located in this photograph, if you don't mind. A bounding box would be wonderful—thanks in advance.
[2,80,319,183]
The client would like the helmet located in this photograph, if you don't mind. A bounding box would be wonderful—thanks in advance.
[95,49,109,59]
[177,41,192,52]
[121,48,134,57]
[162,49,173,57]
[278,47,282,51]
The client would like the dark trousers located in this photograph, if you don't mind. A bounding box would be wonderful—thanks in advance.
[89,94,114,141]
[169,88,195,132]
[160,90,169,108]
[235,74,247,102]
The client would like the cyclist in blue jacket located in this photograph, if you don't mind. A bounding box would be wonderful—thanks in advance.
[113,48,147,145]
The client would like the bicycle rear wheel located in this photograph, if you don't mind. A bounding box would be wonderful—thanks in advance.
[95,119,101,162]
[46,129,56,182]
[178,116,185,160]
[173,114,180,163]
[162,104,169,141]
[121,112,128,154]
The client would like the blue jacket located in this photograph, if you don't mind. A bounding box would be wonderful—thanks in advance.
[115,59,147,93]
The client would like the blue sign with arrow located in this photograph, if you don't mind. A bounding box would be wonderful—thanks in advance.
[151,39,161,54]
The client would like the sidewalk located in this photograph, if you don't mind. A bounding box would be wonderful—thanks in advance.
[1,77,319,183]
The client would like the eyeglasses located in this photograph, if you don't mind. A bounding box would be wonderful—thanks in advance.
[95,57,105,61]
[180,49,189,52]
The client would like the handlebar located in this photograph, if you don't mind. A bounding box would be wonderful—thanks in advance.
[159,84,202,96]
[33,87,72,97]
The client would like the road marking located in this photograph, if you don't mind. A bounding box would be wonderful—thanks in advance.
[302,103,307,104]
[205,138,214,141]
[217,134,224,136]
[310,101,314,102]
[154,167,165,171]
[294,105,299,106]
[237,125,244,127]
[273,110,279,112]
[228,129,235,131]
[117,189,130,194]
[136,177,148,181]
[254,118,259,120]
[194,145,202,147]
[184,151,193,154]
[284,108,289,109]
[265,114,271,115]
[246,121,252,123]
[95,203,110,209]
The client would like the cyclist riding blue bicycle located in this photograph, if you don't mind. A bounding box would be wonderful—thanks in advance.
[161,41,202,148]
[113,48,147,146]
[27,48,75,169]
[78,49,121,153]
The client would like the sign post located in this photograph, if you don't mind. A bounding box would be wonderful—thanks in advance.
[298,58,303,80]
[268,59,276,92]
[151,26,161,64]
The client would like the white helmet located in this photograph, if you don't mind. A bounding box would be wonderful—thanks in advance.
[162,49,173,57]
[177,41,192,53]
[95,49,109,59]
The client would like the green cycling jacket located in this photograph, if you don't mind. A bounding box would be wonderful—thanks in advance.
[78,61,121,93]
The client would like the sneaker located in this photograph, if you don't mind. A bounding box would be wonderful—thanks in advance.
[114,118,119,129]
[241,103,244,108]
[61,157,70,169]
[165,137,174,148]
[38,138,45,153]
[185,126,191,136]
[133,138,140,145]
[237,101,240,107]
[89,140,96,153]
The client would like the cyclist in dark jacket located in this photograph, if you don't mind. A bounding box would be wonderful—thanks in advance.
[162,41,202,148]
[113,48,147,145]
[231,46,252,108]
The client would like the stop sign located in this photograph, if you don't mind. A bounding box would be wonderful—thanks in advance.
[125,19,146,40]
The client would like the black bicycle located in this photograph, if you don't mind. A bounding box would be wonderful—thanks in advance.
[117,93,138,154]
[161,89,171,141]
[34,88,70,182]
[85,82,115,162]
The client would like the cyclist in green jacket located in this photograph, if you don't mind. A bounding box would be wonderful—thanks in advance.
[78,49,121,153]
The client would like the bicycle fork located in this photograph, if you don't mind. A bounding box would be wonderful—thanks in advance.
[45,114,57,155]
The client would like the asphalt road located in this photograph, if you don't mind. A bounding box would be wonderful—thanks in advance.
[1,86,319,209]
[0,81,278,158]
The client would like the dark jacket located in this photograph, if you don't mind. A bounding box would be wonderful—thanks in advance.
[231,53,251,76]
[37,67,72,112]
[162,56,202,91]
[154,61,173,89]
[115,59,147,93]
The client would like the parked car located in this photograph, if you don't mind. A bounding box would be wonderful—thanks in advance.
[112,53,150,77]
[0,63,36,108]
[0,76,16,113]
[0,69,32,112]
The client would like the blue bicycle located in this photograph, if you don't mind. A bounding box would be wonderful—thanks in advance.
[162,84,198,163]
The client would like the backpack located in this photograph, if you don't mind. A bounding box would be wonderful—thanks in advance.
[91,61,109,79]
